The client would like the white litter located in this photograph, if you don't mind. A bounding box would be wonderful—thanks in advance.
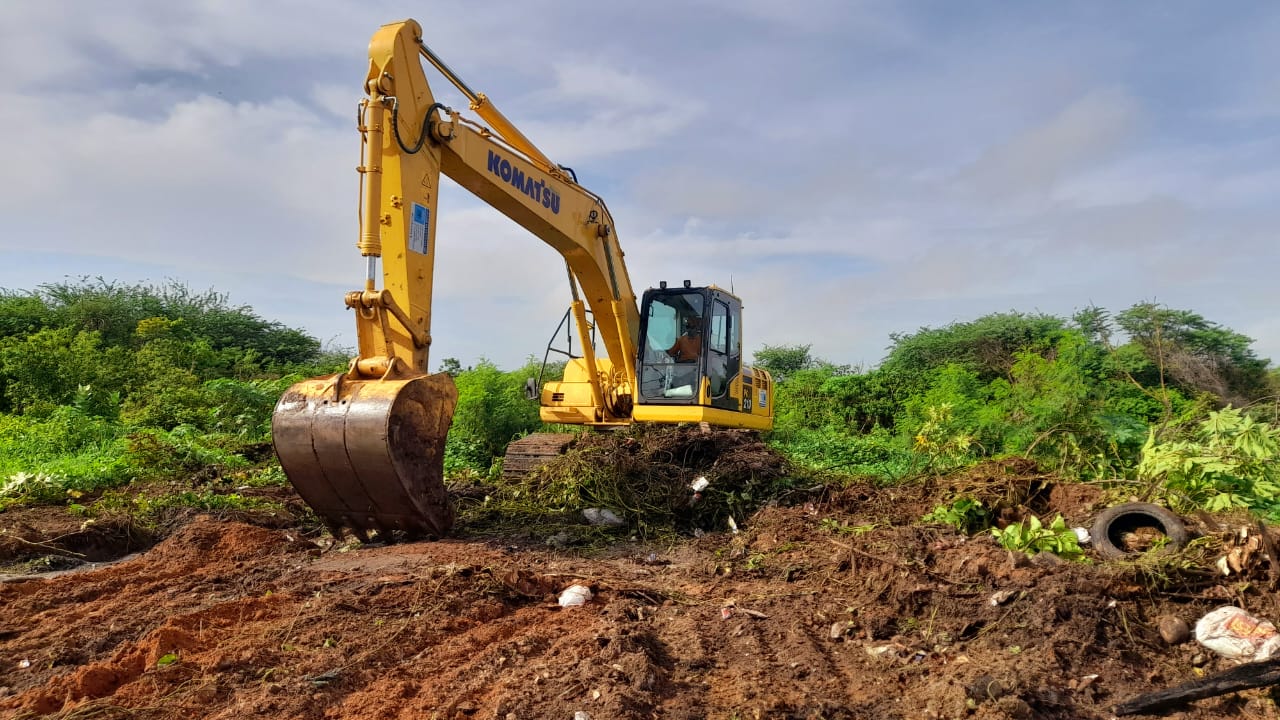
[581,508,625,527]
[558,584,593,608]
[988,589,1017,607]
[1195,606,1280,662]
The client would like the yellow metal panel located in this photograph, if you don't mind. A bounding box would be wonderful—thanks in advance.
[631,404,774,431]
[747,367,776,424]
[540,406,596,424]
[541,380,597,408]
[357,20,443,374]
[559,357,616,383]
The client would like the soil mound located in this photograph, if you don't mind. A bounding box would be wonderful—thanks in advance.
[2,476,1274,718]
[142,514,305,565]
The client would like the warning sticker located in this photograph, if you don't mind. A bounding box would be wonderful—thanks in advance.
[409,203,430,254]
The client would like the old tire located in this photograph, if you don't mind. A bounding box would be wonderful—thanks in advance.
[1091,502,1189,559]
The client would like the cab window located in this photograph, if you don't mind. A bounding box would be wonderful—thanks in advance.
[710,301,728,354]
[638,291,705,403]
[707,301,730,397]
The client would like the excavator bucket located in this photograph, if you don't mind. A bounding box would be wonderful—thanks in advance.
[271,371,458,539]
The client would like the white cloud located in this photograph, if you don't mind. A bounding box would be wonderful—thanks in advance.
[0,1,1278,371]
[310,83,360,121]
[956,88,1141,203]
[0,91,351,279]
[691,0,917,42]
[515,62,704,162]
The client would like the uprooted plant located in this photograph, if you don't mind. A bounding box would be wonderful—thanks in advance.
[991,513,1086,561]
[921,496,991,535]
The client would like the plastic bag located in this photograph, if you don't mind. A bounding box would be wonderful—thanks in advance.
[1194,606,1280,662]
[558,584,593,608]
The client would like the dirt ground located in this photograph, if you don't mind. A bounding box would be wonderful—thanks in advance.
[2,471,1279,719]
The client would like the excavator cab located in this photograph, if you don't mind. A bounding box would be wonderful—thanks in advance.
[539,283,774,430]
[637,287,720,403]
[628,284,774,430]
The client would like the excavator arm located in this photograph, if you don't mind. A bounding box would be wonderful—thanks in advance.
[272,19,643,539]
[358,19,639,418]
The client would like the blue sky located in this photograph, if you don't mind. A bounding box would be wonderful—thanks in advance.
[2,1,1277,369]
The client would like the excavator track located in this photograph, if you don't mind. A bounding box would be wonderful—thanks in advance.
[501,433,577,482]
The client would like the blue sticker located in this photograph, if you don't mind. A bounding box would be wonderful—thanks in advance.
[409,203,430,254]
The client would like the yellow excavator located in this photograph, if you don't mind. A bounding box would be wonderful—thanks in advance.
[272,19,775,539]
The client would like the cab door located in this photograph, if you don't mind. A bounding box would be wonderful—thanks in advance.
[706,293,742,411]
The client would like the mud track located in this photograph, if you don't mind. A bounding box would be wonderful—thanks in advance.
[0,483,1272,719]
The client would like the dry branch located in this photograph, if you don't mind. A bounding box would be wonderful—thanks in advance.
[1114,656,1280,716]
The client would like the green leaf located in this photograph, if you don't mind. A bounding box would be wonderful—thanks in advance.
[156,652,179,667]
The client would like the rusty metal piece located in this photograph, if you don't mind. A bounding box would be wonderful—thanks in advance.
[272,370,458,538]
[500,433,576,482]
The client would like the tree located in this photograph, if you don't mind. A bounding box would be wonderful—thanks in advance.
[881,312,1072,392]
[38,278,164,347]
[0,293,50,338]
[1113,303,1270,408]
[445,360,542,472]
[0,327,105,413]
[752,344,818,382]
[439,357,463,376]
[1071,305,1112,347]
[32,279,321,371]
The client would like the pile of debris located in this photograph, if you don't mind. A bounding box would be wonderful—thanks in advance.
[462,425,798,538]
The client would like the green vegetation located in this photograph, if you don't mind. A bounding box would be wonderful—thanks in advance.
[922,497,990,535]
[0,279,554,519]
[0,279,340,511]
[991,515,1086,561]
[442,357,553,477]
[759,303,1280,520]
[1137,407,1280,515]
[4,278,1279,545]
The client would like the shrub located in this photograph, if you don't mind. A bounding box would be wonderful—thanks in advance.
[123,426,249,479]
[1138,406,1280,512]
[445,360,542,473]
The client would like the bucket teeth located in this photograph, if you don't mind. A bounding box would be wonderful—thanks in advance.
[272,371,459,540]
